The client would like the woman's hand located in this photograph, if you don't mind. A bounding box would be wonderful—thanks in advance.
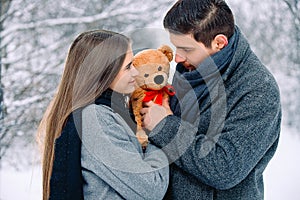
[141,98,173,131]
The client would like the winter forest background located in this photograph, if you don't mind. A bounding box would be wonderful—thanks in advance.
[0,0,299,199]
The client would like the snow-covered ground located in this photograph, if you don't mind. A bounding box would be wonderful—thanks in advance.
[0,164,42,200]
[0,125,299,200]
[264,126,300,200]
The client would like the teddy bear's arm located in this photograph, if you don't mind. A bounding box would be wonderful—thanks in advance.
[130,88,148,148]
[131,89,144,128]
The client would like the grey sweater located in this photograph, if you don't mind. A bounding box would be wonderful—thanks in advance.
[149,27,281,199]
[81,104,169,200]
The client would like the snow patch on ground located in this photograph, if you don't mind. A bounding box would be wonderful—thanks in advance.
[264,126,300,200]
[0,164,42,200]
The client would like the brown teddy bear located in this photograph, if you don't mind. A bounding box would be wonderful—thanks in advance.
[130,45,175,149]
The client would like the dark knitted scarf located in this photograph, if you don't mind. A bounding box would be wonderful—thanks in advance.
[95,88,137,132]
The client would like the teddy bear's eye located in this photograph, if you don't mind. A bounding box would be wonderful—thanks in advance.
[144,74,149,78]
[158,66,162,71]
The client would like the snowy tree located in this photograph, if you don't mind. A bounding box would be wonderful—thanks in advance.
[0,0,12,161]
[228,0,300,130]
[279,0,300,129]
[282,0,300,66]
[0,0,175,166]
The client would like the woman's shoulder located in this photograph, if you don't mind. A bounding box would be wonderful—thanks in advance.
[83,104,115,122]
[82,103,131,134]
[84,103,113,113]
[83,103,133,127]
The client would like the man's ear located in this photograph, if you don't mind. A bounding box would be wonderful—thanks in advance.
[211,34,228,51]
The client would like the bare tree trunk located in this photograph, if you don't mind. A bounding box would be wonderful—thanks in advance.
[0,0,12,160]
[282,0,300,65]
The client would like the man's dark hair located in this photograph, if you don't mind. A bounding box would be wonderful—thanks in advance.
[163,0,235,47]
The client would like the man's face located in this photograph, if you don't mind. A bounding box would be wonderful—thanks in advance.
[169,33,215,70]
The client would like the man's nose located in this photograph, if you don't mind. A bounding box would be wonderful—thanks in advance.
[175,53,186,63]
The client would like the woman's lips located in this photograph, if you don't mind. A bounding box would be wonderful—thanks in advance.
[129,80,136,84]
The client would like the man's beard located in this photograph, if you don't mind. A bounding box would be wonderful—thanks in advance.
[181,61,196,71]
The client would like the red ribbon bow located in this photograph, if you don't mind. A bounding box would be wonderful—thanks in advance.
[143,85,176,105]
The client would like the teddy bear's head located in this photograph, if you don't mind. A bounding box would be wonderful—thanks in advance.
[132,45,173,90]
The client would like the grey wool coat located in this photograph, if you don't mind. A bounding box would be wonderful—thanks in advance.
[149,26,282,200]
[81,104,169,200]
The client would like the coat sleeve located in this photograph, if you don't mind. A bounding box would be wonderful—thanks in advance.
[148,76,281,190]
[81,105,169,200]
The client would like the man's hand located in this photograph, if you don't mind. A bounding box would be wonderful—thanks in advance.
[140,98,173,131]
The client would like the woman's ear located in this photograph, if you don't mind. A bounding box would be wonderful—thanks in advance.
[211,34,228,51]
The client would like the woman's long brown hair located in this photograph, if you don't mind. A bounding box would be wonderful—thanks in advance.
[37,30,130,199]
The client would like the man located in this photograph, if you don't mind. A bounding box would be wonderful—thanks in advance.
[141,0,281,199]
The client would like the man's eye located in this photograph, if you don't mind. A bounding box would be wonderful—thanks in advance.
[144,74,149,77]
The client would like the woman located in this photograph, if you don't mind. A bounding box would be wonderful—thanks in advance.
[37,30,169,200]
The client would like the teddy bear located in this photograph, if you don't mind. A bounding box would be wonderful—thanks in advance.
[130,45,175,149]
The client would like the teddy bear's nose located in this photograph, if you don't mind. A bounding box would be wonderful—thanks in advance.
[154,75,164,84]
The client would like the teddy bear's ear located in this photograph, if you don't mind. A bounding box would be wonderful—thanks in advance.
[158,45,173,62]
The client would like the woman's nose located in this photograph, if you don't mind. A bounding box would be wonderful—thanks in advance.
[132,66,139,77]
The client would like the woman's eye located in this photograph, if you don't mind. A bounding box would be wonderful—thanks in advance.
[126,63,132,70]
[144,74,149,78]
[158,66,162,71]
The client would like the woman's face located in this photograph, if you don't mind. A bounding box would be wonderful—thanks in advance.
[110,48,139,94]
